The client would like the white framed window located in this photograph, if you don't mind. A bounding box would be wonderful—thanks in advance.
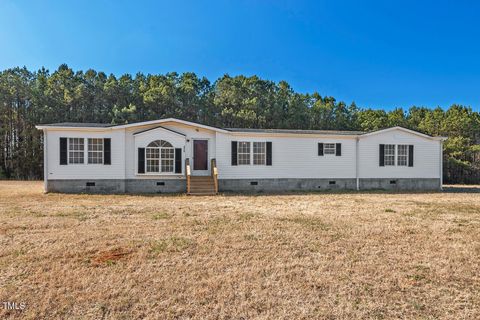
[146,148,160,172]
[145,140,174,173]
[397,145,408,166]
[253,142,266,165]
[324,143,336,155]
[384,144,395,166]
[161,148,174,172]
[238,142,251,165]
[68,138,84,164]
[88,138,103,164]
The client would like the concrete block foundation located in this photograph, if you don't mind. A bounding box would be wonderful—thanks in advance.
[46,177,441,194]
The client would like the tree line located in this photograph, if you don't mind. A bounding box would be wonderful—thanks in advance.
[1,64,479,183]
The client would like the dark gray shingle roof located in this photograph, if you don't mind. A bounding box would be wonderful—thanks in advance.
[40,122,114,128]
[225,128,366,135]
[39,121,366,135]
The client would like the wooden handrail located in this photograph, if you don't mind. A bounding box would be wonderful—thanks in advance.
[185,158,191,193]
[211,158,218,194]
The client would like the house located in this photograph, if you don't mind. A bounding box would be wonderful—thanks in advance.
[35,118,446,194]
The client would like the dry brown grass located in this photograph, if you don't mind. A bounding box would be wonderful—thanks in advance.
[1,181,479,319]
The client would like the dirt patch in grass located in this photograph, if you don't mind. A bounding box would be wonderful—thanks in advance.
[0,181,479,319]
[91,248,132,266]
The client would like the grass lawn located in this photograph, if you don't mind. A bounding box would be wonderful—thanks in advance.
[1,181,479,319]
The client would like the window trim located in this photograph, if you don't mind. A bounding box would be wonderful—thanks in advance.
[237,141,251,166]
[397,144,408,167]
[142,140,177,175]
[236,141,270,166]
[68,137,85,164]
[323,143,336,155]
[384,144,396,166]
[87,138,104,164]
[253,142,266,165]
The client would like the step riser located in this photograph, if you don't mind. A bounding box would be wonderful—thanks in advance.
[187,176,217,195]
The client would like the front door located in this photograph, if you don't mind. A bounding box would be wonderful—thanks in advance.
[193,140,208,171]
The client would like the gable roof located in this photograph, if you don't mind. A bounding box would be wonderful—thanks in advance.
[361,126,447,141]
[35,119,446,140]
[133,126,186,137]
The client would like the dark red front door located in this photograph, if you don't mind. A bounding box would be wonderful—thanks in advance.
[193,140,208,170]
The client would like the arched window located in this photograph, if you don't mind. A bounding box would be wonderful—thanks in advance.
[147,140,173,148]
[145,140,174,173]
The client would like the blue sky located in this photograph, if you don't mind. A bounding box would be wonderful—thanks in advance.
[1,0,479,111]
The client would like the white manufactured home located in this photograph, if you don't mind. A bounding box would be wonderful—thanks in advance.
[36,118,446,194]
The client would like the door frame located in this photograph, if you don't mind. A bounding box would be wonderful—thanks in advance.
[192,138,210,175]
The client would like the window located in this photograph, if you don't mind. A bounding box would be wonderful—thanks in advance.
[161,148,174,172]
[324,143,336,155]
[146,148,160,172]
[397,145,408,166]
[68,138,84,164]
[145,140,174,173]
[384,144,395,166]
[238,142,251,165]
[88,138,103,164]
[253,142,266,165]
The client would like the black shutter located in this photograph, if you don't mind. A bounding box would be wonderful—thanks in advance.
[60,137,68,165]
[318,143,324,156]
[336,143,342,156]
[138,148,145,173]
[103,138,111,165]
[408,145,414,167]
[266,142,272,166]
[231,141,237,166]
[379,144,385,166]
[175,148,182,173]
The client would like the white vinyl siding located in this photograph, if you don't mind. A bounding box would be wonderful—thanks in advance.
[216,133,356,179]
[43,122,441,183]
[359,130,441,179]
[46,130,124,180]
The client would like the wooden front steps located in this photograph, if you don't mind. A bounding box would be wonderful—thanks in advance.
[188,176,217,195]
